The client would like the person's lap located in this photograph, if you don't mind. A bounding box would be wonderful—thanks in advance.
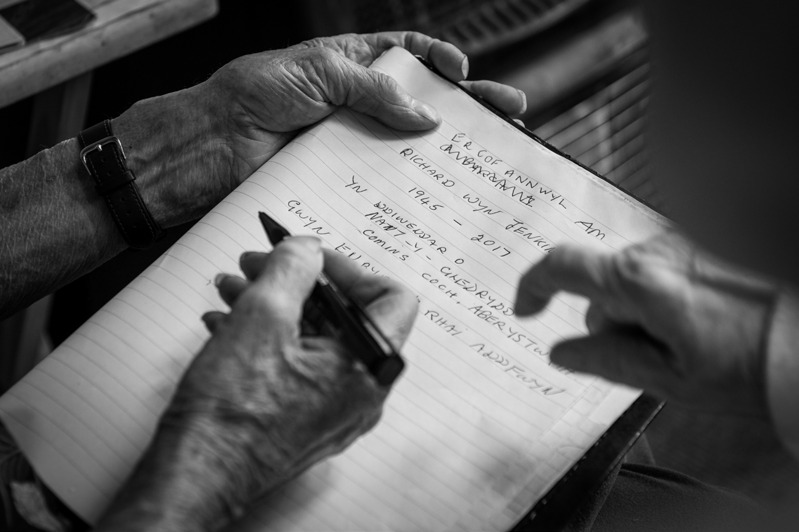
[1,424,762,532]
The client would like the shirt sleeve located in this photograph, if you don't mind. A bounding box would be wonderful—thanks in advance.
[765,288,799,460]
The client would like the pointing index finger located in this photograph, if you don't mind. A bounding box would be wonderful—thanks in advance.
[514,245,616,316]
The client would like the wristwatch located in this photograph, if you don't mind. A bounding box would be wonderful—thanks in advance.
[78,120,164,249]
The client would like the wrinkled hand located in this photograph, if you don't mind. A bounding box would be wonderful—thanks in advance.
[175,236,416,493]
[121,32,525,228]
[96,238,418,531]
[200,31,526,181]
[514,232,778,417]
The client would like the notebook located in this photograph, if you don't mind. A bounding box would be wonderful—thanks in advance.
[0,46,669,530]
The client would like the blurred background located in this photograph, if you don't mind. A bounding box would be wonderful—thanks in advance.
[1,0,797,519]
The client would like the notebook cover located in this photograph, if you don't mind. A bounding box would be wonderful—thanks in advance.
[513,394,664,530]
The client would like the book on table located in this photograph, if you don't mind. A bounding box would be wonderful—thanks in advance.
[0,46,669,531]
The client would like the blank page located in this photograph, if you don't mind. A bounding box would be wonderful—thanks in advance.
[0,47,668,530]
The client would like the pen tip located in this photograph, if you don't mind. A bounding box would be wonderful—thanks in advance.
[259,211,290,245]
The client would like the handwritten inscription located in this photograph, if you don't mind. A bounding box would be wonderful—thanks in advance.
[424,309,464,337]
[469,343,565,396]
[399,147,455,188]
[575,221,606,240]
[503,169,567,209]
[360,229,410,261]
[439,143,497,180]
[344,175,367,194]
[421,273,460,299]
[470,233,511,258]
[286,200,330,235]
[365,204,448,255]
[325,129,612,400]
[504,219,556,253]
[407,187,443,211]
[449,132,504,167]
[333,242,382,275]
[441,133,569,212]
[462,193,501,216]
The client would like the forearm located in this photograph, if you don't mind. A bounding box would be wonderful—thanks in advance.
[113,84,233,228]
[94,427,244,532]
[0,84,230,319]
[93,417,285,532]
[0,135,117,318]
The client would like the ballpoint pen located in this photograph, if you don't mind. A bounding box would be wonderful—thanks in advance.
[258,211,405,387]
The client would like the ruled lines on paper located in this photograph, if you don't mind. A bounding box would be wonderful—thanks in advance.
[0,47,667,531]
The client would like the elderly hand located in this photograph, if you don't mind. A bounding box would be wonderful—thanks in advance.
[95,238,418,532]
[204,32,525,178]
[514,232,778,418]
[121,32,526,227]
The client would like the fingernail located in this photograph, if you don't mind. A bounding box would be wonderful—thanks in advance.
[214,273,227,287]
[461,56,469,79]
[517,89,527,115]
[412,100,440,125]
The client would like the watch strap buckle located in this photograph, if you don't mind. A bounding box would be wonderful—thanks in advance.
[79,135,126,166]
[78,120,163,249]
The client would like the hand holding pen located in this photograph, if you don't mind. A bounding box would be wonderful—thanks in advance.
[258,211,407,386]
[166,233,418,517]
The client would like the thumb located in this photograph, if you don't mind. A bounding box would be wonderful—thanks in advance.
[551,328,675,396]
[328,59,440,130]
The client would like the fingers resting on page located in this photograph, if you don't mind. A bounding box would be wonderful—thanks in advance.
[289,32,527,123]
[201,31,526,179]
[514,231,778,418]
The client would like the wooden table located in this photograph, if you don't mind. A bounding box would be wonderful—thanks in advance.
[0,0,218,107]
[0,0,218,391]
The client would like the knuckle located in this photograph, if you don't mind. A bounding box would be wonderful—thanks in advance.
[314,46,339,62]
[549,245,578,268]
[281,244,313,271]
[237,284,295,320]
[349,72,402,112]
[610,248,653,292]
[296,46,339,67]
[375,72,400,93]
[299,37,325,49]
[236,289,272,315]
[584,303,607,333]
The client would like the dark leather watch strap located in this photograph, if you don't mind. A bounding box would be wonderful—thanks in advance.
[78,120,164,249]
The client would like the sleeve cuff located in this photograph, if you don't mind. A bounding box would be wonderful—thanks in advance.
[766,289,799,460]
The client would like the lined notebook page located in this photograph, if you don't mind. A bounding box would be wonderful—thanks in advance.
[0,47,668,530]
